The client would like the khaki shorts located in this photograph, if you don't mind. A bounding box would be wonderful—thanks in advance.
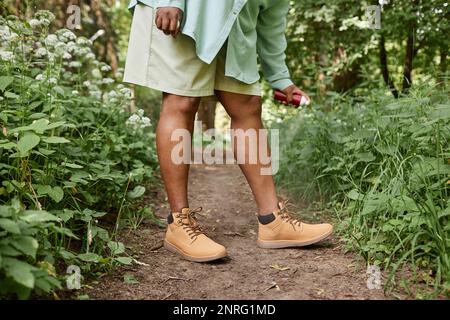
[123,4,261,97]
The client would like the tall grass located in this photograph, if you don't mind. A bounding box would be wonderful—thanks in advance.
[275,82,450,297]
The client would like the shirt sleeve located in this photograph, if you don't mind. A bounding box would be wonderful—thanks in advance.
[156,0,185,12]
[256,0,293,90]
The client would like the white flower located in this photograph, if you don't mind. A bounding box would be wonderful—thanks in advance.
[119,87,132,98]
[66,41,76,52]
[76,37,92,46]
[64,30,76,41]
[72,90,79,95]
[137,109,144,117]
[83,81,91,87]
[101,65,112,72]
[107,90,118,98]
[102,78,114,85]
[0,26,10,41]
[141,117,152,128]
[92,69,102,79]
[90,90,102,99]
[48,77,57,84]
[29,19,41,28]
[85,53,95,60]
[0,51,13,61]
[63,52,72,60]
[69,61,82,68]
[45,34,58,46]
[35,74,44,81]
[35,47,48,58]
[40,18,51,27]
[127,114,140,124]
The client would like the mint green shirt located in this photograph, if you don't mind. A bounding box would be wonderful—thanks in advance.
[128,0,293,90]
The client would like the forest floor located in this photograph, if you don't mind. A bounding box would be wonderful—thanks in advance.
[81,163,387,300]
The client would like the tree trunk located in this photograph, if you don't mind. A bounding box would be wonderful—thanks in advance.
[439,47,448,87]
[379,35,399,98]
[197,98,217,131]
[90,0,119,72]
[402,25,415,93]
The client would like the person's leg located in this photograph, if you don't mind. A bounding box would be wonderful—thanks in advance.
[156,93,200,213]
[215,91,279,216]
[215,90,333,248]
[158,93,228,262]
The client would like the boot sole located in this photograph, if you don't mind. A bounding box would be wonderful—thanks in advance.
[257,228,333,249]
[164,240,227,262]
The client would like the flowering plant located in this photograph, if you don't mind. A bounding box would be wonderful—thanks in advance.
[0,11,158,298]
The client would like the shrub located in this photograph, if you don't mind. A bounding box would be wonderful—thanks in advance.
[0,12,158,298]
[275,83,450,296]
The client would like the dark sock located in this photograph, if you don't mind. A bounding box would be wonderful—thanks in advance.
[167,212,174,224]
[258,213,276,225]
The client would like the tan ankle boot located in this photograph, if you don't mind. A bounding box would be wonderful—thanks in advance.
[257,202,333,248]
[164,207,227,262]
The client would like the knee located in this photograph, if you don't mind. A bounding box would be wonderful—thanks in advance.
[162,94,201,117]
[229,96,262,120]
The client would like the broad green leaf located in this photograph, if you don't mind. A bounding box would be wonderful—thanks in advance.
[0,218,21,234]
[36,184,52,196]
[0,141,17,150]
[127,186,146,199]
[43,136,71,144]
[48,186,64,203]
[108,241,125,255]
[52,226,79,239]
[53,86,65,96]
[347,189,364,201]
[4,91,19,99]
[115,257,133,265]
[11,236,38,258]
[78,253,101,263]
[0,76,14,91]
[37,148,56,155]
[3,257,35,289]
[28,113,47,120]
[61,162,83,169]
[26,119,50,134]
[17,133,40,156]
[20,210,60,223]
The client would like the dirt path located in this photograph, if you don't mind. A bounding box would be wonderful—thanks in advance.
[84,164,386,300]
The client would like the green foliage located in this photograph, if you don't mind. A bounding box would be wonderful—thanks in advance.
[285,0,449,96]
[276,83,450,296]
[0,12,157,298]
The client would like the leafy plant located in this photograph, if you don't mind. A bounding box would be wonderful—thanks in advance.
[276,82,450,297]
[0,11,158,298]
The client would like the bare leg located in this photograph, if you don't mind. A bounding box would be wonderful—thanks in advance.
[156,93,201,213]
[215,91,278,215]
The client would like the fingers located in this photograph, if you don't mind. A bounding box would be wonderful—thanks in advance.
[155,15,162,30]
[169,17,179,37]
[161,16,170,35]
[286,89,294,104]
[155,8,182,37]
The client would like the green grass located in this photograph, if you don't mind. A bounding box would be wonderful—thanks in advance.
[275,82,450,297]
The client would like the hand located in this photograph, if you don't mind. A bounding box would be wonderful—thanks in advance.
[281,85,311,105]
[155,7,183,37]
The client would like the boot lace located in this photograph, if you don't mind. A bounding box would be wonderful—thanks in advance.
[277,200,302,230]
[175,207,205,240]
